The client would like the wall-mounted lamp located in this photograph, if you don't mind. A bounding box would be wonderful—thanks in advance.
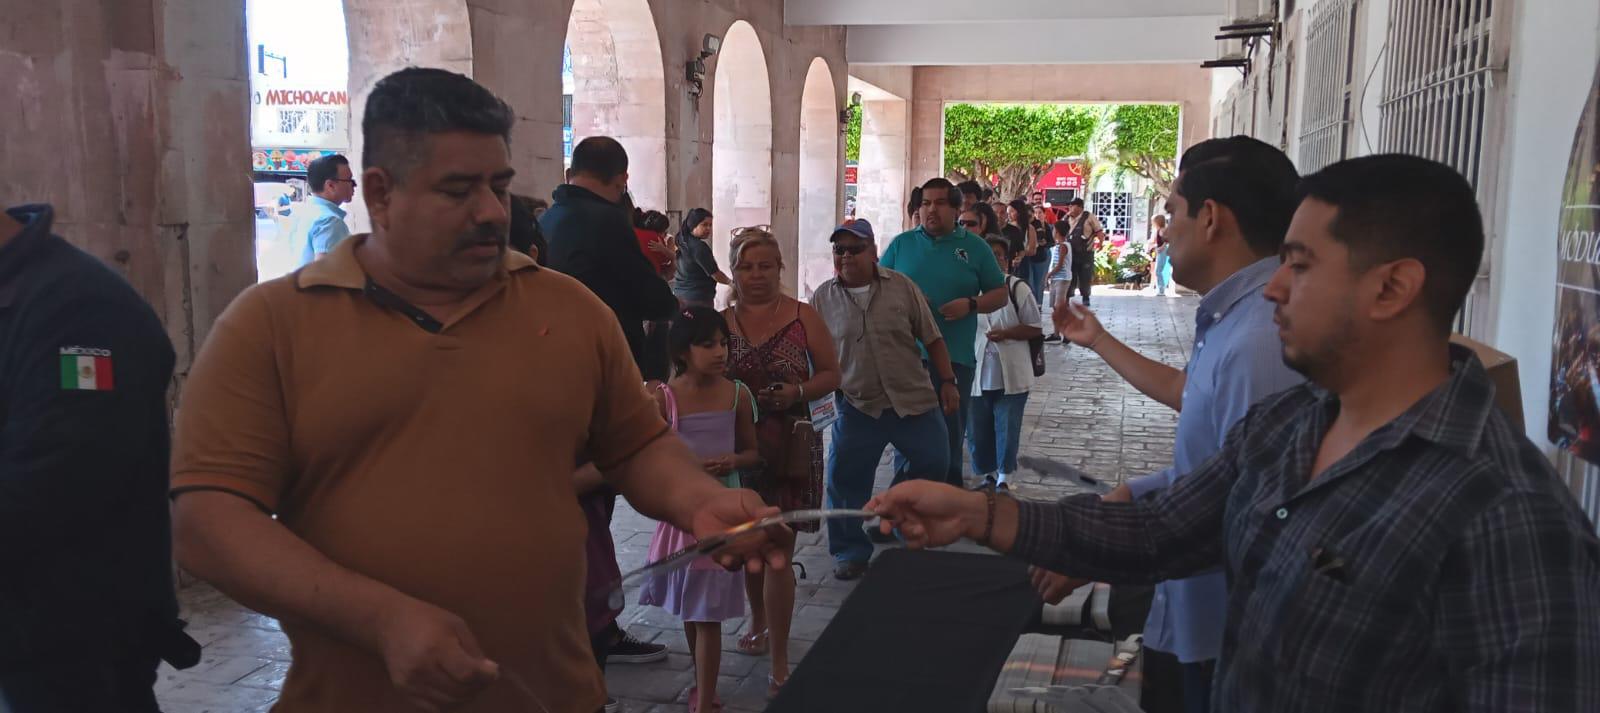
[686,34,721,101]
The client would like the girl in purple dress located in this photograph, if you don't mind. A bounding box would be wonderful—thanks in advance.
[638,306,760,713]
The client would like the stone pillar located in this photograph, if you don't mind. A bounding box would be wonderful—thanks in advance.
[0,0,254,379]
[856,98,911,244]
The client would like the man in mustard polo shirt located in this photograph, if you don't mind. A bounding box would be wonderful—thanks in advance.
[880,178,1009,487]
[170,68,787,713]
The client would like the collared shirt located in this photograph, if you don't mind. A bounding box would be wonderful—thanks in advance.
[291,195,351,267]
[171,235,667,713]
[880,225,1007,367]
[0,205,179,666]
[1125,257,1303,662]
[1013,346,1600,712]
[811,268,943,418]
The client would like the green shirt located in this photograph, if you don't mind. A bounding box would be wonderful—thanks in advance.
[880,225,1007,366]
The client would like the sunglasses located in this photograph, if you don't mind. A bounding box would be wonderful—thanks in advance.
[832,244,869,256]
[958,219,980,228]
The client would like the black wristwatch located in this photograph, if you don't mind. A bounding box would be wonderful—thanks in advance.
[967,296,978,313]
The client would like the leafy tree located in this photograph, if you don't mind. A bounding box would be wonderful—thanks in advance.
[845,104,861,162]
[1110,104,1181,199]
[942,104,1098,200]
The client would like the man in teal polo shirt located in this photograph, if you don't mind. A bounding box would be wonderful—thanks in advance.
[881,177,1009,487]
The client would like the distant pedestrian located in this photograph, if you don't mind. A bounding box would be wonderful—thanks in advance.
[1005,199,1042,277]
[907,186,924,228]
[969,237,1043,492]
[1062,197,1107,306]
[1151,213,1171,296]
[290,153,355,266]
[0,204,198,712]
[811,219,959,580]
[672,208,730,307]
[1042,224,1073,343]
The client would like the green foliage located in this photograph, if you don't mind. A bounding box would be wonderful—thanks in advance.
[1111,104,1180,158]
[845,104,861,162]
[942,103,1098,178]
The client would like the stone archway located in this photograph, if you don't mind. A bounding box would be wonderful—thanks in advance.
[711,20,773,280]
[796,57,840,299]
[564,0,668,211]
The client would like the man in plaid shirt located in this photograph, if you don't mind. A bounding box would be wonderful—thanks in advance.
[869,154,1600,712]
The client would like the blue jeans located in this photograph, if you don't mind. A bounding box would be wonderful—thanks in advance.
[967,390,1029,479]
[827,399,950,564]
[892,361,974,487]
[1027,259,1048,305]
[1154,250,1171,294]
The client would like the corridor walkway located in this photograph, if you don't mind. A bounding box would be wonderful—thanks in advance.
[153,288,1199,713]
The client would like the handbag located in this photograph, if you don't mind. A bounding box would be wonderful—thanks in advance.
[1008,279,1047,377]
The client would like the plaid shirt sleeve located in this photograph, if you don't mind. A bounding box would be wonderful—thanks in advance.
[1011,424,1244,584]
[1435,489,1600,712]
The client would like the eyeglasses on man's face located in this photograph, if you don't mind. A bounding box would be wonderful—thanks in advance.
[832,244,869,257]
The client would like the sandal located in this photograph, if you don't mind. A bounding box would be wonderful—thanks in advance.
[687,686,724,713]
[767,670,790,699]
[736,629,770,656]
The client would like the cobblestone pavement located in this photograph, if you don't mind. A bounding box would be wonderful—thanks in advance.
[155,287,1199,713]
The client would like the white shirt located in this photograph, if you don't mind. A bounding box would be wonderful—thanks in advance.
[972,276,1041,396]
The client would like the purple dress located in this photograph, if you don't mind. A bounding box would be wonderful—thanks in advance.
[637,382,752,623]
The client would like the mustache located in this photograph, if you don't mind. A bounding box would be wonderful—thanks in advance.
[452,223,507,252]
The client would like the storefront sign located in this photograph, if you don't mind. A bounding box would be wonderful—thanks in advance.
[1547,62,1600,463]
[1036,162,1086,191]
[250,81,350,150]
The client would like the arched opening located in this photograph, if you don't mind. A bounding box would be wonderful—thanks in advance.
[246,0,476,282]
[847,75,911,248]
[246,0,352,282]
[563,0,668,210]
[711,20,773,289]
[797,58,840,299]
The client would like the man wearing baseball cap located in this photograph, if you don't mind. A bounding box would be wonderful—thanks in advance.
[810,218,961,580]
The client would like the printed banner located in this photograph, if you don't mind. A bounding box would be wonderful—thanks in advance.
[252,147,341,174]
[1547,63,1600,463]
[250,84,351,150]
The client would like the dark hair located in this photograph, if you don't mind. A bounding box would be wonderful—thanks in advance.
[571,136,629,182]
[1297,154,1483,334]
[508,194,546,262]
[1054,219,1073,240]
[633,208,670,233]
[920,178,963,209]
[1008,199,1032,227]
[678,207,713,242]
[668,305,730,375]
[362,68,514,183]
[907,187,923,218]
[984,236,1013,262]
[956,179,985,201]
[965,202,1000,235]
[1067,198,1086,208]
[306,154,349,194]
[1180,135,1273,171]
[1173,140,1300,256]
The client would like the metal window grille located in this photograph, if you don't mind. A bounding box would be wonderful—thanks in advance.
[1298,0,1359,172]
[1377,0,1508,339]
[1091,191,1133,236]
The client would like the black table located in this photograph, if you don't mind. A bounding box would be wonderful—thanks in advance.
[767,548,1040,713]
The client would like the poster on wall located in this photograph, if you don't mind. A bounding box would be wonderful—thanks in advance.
[1547,63,1600,463]
[252,147,341,174]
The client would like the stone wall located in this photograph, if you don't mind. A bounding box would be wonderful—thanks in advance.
[0,0,847,373]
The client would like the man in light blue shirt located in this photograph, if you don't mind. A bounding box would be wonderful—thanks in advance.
[291,154,355,267]
[1043,137,1304,713]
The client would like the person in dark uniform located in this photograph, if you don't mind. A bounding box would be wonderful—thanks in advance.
[0,204,197,712]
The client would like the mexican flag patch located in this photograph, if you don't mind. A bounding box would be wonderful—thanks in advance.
[59,347,114,391]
